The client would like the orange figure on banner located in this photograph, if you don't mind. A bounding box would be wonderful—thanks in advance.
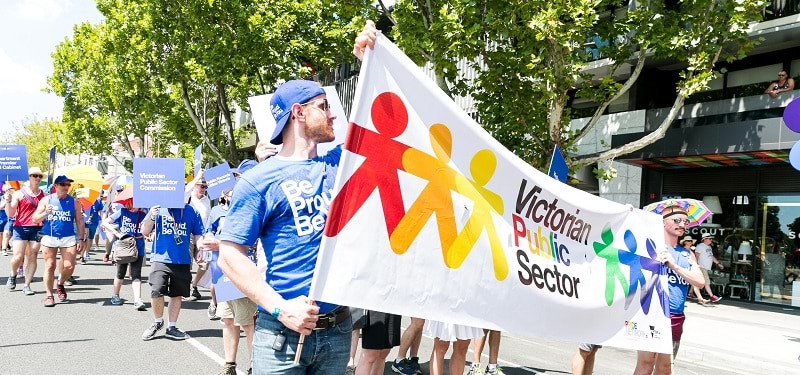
[325,92,410,237]
[390,124,458,257]
[448,149,508,280]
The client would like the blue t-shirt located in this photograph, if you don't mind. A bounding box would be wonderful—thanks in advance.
[84,198,104,226]
[207,204,228,236]
[667,244,692,314]
[110,209,146,257]
[41,194,77,238]
[148,204,204,265]
[218,145,342,314]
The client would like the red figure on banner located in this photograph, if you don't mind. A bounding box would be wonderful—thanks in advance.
[324,92,411,236]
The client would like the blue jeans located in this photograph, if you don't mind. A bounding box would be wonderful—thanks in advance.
[252,310,352,375]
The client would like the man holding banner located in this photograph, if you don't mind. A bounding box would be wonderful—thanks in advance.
[5,167,46,295]
[218,78,351,374]
[634,206,704,375]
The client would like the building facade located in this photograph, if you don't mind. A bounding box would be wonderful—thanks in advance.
[573,10,800,307]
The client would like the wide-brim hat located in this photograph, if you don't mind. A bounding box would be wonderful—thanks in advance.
[28,167,44,176]
[701,233,715,240]
[269,80,325,145]
[681,235,696,245]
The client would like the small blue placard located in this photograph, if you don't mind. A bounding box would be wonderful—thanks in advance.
[0,145,29,181]
[210,251,247,303]
[204,162,235,200]
[133,158,185,208]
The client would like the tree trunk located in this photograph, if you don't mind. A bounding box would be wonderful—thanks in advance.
[216,82,239,163]
[180,80,226,162]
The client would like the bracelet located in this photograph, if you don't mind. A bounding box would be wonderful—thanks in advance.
[271,307,281,318]
[151,216,157,222]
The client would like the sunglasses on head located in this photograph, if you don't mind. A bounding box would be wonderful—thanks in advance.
[667,217,690,224]
[30,174,43,178]
[301,98,330,111]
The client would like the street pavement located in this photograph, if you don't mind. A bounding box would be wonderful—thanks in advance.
[1,246,798,375]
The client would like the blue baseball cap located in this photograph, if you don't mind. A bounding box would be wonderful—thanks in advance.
[269,80,325,145]
[232,159,258,175]
[54,175,74,185]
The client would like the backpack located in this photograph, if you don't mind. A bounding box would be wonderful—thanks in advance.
[113,235,138,264]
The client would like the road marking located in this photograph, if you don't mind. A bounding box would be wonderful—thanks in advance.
[186,337,247,375]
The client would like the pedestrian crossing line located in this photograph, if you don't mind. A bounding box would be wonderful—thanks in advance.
[186,337,247,375]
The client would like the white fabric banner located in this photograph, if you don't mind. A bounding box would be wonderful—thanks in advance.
[310,35,672,354]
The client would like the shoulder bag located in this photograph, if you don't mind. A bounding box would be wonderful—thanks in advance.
[113,212,142,264]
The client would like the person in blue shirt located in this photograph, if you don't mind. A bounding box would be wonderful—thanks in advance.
[32,175,85,307]
[218,78,350,375]
[102,198,147,310]
[634,206,704,375]
[80,196,104,264]
[140,203,204,341]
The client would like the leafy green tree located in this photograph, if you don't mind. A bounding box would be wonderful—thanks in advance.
[94,0,368,165]
[2,117,67,170]
[385,0,765,172]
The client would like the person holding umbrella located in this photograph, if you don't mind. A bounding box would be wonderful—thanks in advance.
[635,204,705,375]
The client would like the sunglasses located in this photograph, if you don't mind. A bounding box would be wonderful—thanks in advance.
[778,73,787,76]
[197,185,208,189]
[30,174,43,178]
[57,183,71,187]
[666,217,690,225]
[301,98,330,112]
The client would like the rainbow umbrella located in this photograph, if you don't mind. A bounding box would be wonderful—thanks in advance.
[642,198,712,227]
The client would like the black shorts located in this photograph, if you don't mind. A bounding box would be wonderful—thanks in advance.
[148,262,191,298]
[361,311,401,350]
[116,256,144,281]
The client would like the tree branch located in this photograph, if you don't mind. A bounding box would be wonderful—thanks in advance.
[216,82,238,163]
[180,80,226,161]
[573,48,647,144]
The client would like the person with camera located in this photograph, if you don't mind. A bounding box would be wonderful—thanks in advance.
[140,202,204,341]
[102,197,147,310]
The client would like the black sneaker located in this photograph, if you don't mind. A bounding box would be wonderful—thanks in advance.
[409,357,423,375]
[191,287,202,301]
[165,326,190,340]
[142,321,165,341]
[218,363,237,375]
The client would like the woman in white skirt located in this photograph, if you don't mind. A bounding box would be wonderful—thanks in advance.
[425,320,484,375]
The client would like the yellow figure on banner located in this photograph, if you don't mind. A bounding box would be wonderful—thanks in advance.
[448,149,508,280]
[390,124,458,256]
[390,123,507,280]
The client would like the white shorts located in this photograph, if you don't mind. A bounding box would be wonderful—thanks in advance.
[41,235,77,249]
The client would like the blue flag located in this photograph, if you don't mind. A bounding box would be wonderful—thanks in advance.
[47,146,56,187]
[548,145,568,183]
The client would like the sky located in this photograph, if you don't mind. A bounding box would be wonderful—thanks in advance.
[0,0,103,137]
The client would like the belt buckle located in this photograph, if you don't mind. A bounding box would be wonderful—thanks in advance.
[314,313,336,330]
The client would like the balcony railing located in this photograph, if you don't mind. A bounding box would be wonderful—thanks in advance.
[764,0,800,20]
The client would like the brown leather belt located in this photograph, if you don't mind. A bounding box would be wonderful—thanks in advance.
[314,307,350,330]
